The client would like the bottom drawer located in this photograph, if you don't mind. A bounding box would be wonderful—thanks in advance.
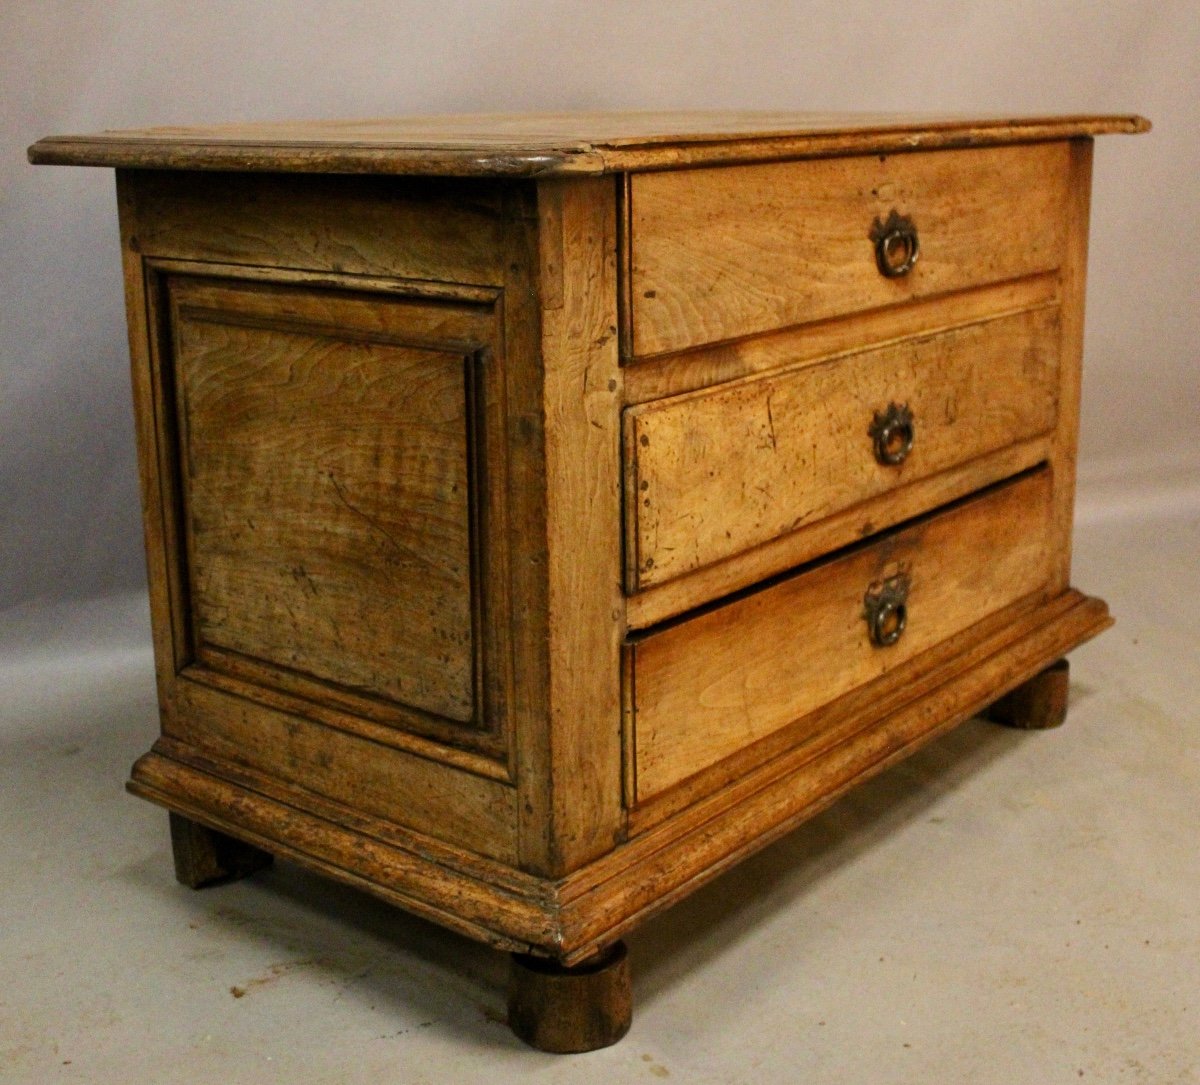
[628,468,1055,803]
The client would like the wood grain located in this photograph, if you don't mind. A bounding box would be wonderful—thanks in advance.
[626,305,1061,591]
[169,678,518,862]
[122,171,510,284]
[631,470,1056,801]
[118,170,528,863]
[515,177,627,877]
[629,142,1071,356]
[129,747,552,950]
[127,587,1111,965]
[171,275,479,723]
[116,177,187,720]
[626,436,1051,630]
[628,590,1062,832]
[76,117,1137,1012]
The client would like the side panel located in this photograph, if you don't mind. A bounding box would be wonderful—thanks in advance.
[1048,139,1095,591]
[170,276,481,726]
[117,171,523,863]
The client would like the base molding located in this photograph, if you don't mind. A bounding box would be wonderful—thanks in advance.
[128,750,555,953]
[129,589,1110,965]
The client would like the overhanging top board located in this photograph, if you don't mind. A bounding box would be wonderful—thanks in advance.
[29,111,1149,177]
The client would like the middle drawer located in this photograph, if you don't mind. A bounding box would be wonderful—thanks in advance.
[624,304,1061,597]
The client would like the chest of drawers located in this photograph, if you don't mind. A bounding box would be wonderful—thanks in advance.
[31,111,1148,1052]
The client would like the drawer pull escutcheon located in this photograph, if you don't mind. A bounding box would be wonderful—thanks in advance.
[870,209,920,278]
[864,572,910,648]
[869,402,915,466]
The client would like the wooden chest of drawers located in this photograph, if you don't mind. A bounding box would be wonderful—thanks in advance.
[31,111,1148,1052]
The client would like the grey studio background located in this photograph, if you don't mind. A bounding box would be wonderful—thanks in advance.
[3,3,1198,1084]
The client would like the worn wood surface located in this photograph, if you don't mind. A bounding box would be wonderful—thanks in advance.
[627,436,1051,629]
[117,170,525,865]
[29,111,1148,176]
[170,678,519,861]
[151,265,520,759]
[129,747,555,951]
[628,142,1071,356]
[116,178,188,721]
[630,470,1056,801]
[628,589,1061,832]
[170,275,480,723]
[626,305,1061,592]
[508,943,632,1052]
[116,167,520,755]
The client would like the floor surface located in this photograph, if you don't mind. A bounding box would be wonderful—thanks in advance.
[2,510,1197,1084]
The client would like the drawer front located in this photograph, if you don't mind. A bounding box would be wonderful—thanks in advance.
[626,305,1060,591]
[628,141,1070,357]
[629,469,1055,802]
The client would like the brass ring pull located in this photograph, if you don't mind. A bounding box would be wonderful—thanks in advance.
[869,402,915,466]
[870,210,920,278]
[864,573,910,648]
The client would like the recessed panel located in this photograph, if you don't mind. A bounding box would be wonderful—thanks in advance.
[169,276,479,724]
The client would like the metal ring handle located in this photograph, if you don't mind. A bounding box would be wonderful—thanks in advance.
[869,599,906,647]
[870,210,920,278]
[869,402,915,466]
[864,573,910,648]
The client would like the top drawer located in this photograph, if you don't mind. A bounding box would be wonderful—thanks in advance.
[626,142,1071,358]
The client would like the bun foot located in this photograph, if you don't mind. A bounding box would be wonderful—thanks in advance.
[508,942,632,1053]
[169,812,273,889]
[986,657,1070,730]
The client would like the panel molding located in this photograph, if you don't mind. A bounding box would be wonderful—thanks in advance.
[143,261,516,770]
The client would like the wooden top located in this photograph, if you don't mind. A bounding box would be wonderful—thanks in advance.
[29,111,1149,177]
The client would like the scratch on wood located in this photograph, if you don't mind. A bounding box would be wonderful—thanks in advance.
[326,471,418,569]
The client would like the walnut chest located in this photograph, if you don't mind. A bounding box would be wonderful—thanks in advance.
[30,111,1149,1052]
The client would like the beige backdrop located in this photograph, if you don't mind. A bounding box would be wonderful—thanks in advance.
[4,0,1196,606]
